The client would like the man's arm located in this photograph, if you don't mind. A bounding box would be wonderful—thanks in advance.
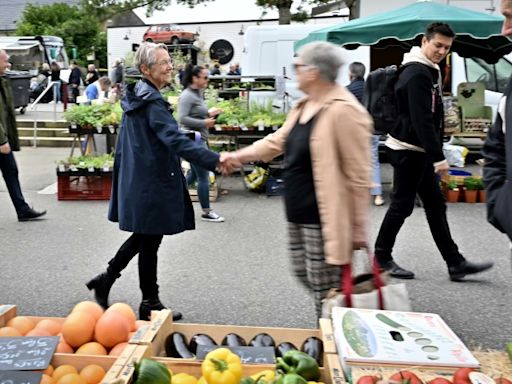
[406,71,445,163]
[482,104,507,231]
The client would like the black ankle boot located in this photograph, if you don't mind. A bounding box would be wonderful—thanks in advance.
[139,297,183,321]
[86,271,118,309]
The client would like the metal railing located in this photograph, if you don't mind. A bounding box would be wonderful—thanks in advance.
[28,80,60,148]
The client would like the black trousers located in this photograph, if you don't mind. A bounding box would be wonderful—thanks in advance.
[375,149,465,268]
[0,152,30,215]
[107,233,164,299]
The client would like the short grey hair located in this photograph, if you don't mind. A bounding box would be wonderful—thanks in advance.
[349,62,366,79]
[297,42,345,83]
[134,42,168,71]
[98,76,111,87]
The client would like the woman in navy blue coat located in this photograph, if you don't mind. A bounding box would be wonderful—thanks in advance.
[86,43,223,321]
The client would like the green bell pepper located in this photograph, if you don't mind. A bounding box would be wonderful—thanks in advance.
[275,350,320,381]
[270,373,308,384]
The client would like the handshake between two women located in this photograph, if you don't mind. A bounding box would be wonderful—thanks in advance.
[217,152,244,175]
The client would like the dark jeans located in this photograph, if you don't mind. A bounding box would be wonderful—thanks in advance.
[374,149,465,267]
[186,140,210,210]
[0,152,30,215]
[107,233,164,299]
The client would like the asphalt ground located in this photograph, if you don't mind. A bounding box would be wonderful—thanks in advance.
[0,146,511,351]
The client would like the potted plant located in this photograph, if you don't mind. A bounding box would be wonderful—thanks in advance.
[463,177,479,203]
[475,178,486,202]
[445,180,460,203]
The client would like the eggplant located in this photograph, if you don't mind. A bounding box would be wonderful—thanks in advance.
[301,337,324,365]
[164,332,194,358]
[275,341,297,357]
[249,333,275,347]
[221,333,247,347]
[189,333,217,355]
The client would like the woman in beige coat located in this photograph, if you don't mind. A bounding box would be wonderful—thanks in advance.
[230,41,373,317]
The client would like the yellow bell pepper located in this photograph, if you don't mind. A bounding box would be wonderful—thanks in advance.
[201,347,243,384]
[171,373,198,384]
[197,377,207,384]
[251,370,276,382]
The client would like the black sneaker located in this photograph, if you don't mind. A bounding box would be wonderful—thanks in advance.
[18,208,47,222]
[448,260,494,281]
[379,260,415,279]
[201,211,225,222]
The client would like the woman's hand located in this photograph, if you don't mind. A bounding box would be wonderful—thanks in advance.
[208,107,223,117]
[205,117,216,128]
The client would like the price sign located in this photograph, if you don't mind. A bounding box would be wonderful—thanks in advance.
[0,337,59,371]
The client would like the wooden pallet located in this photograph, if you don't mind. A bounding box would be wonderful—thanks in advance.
[188,183,218,202]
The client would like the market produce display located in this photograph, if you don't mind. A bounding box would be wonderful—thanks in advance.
[164,331,324,365]
[57,153,114,172]
[207,99,286,129]
[0,301,148,357]
[63,103,123,128]
[132,349,324,384]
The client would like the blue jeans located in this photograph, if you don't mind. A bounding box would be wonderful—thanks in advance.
[53,81,61,102]
[0,152,30,215]
[371,135,382,196]
[186,140,210,210]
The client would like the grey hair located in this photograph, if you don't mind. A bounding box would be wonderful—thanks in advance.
[134,42,168,71]
[297,42,345,83]
[98,76,111,87]
[349,62,366,79]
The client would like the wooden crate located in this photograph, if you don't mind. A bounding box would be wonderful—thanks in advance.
[132,310,335,361]
[188,183,219,202]
[0,305,154,361]
[103,345,344,384]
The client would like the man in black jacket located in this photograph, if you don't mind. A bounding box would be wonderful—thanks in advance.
[0,50,46,221]
[346,61,365,103]
[374,23,493,281]
[68,60,82,103]
[482,0,512,242]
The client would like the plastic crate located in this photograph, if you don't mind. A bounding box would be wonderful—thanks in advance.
[57,173,112,200]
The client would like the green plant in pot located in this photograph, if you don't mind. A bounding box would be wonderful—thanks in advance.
[463,177,479,203]
[445,180,460,203]
[474,177,486,202]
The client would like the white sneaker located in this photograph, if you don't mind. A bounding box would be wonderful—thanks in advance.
[201,211,225,222]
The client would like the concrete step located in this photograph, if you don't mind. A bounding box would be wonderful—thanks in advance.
[16,120,69,128]
[19,136,77,148]
[17,127,70,138]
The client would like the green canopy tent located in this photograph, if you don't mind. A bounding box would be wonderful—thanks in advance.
[294,0,512,64]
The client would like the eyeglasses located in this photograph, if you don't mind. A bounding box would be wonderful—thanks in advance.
[156,59,173,67]
[293,63,313,72]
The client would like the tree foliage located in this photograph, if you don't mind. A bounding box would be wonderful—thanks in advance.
[80,0,339,24]
[16,3,105,67]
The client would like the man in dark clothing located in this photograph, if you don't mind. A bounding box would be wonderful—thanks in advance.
[482,0,512,243]
[374,23,493,281]
[68,60,82,103]
[0,50,46,221]
[346,61,365,103]
[85,64,99,86]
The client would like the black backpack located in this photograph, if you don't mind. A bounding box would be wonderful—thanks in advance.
[363,65,403,135]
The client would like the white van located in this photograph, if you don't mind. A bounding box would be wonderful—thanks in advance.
[240,24,370,108]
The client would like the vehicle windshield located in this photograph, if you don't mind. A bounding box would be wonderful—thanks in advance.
[465,55,512,93]
[5,45,44,75]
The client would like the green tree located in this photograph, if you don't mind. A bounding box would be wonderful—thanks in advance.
[80,0,344,24]
[15,3,104,67]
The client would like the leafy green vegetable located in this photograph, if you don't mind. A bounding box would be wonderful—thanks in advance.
[64,103,122,127]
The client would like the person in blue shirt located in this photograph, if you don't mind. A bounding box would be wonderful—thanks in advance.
[85,76,111,101]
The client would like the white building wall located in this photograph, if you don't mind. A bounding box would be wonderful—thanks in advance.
[107,16,346,71]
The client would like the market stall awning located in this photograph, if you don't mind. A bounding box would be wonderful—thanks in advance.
[294,0,512,63]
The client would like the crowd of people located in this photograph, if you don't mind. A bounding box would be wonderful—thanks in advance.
[4,0,512,321]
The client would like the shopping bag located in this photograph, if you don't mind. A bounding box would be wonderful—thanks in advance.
[321,251,411,318]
